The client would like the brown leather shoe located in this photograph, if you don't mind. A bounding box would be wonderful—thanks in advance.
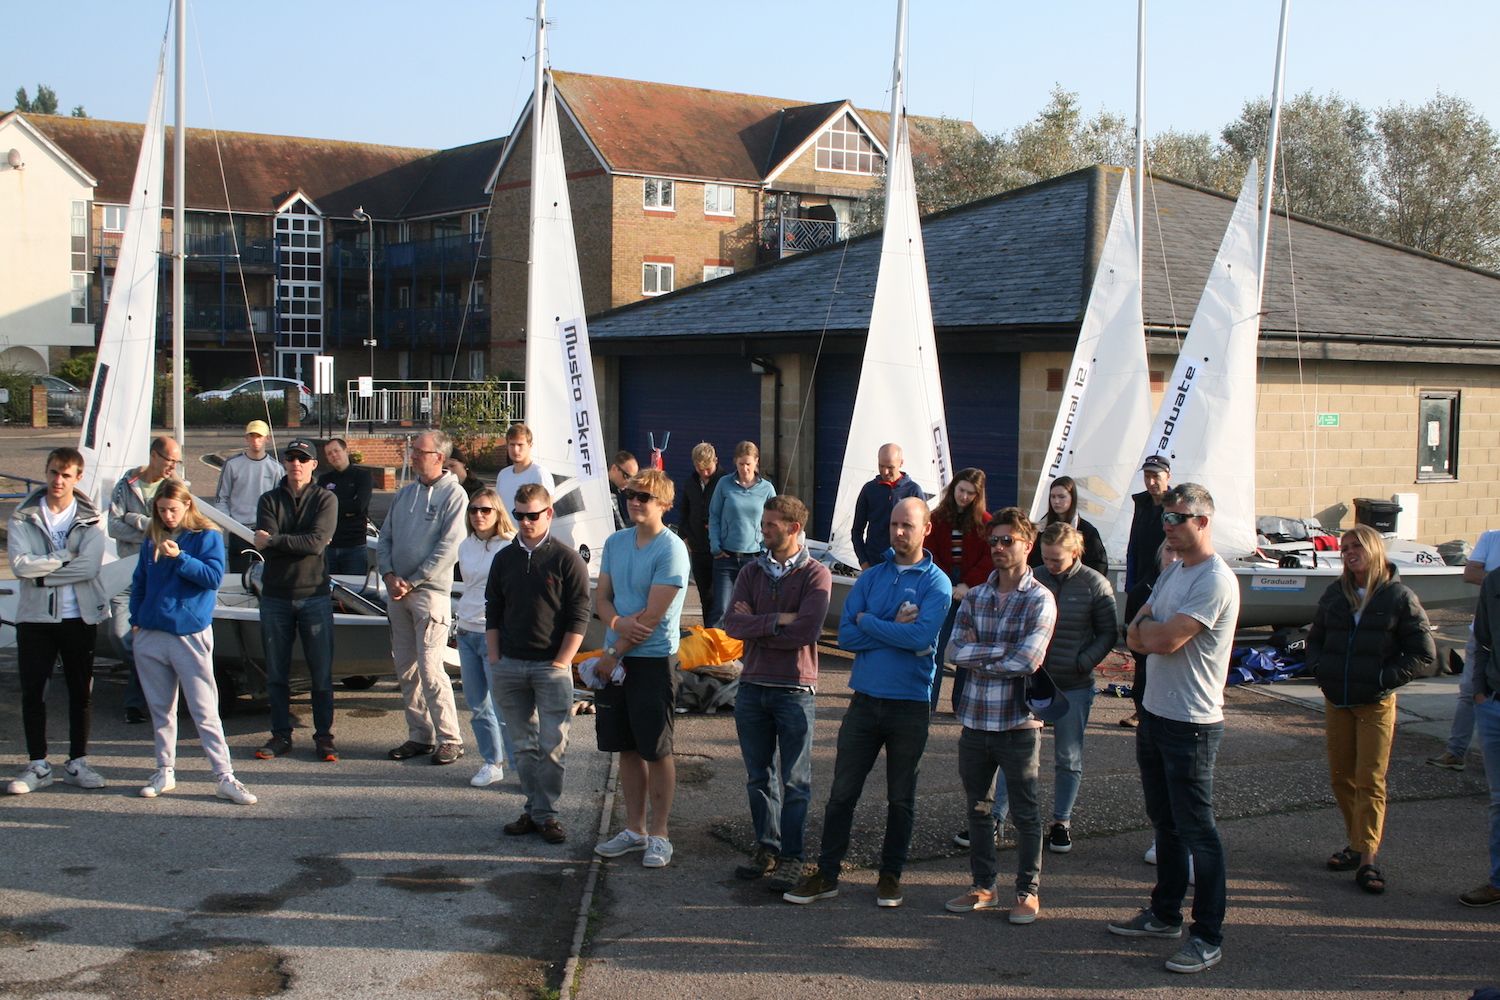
[504,814,538,836]
[539,819,567,844]
[431,743,465,765]
[388,741,434,760]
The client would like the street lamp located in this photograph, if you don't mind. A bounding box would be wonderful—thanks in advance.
[351,207,376,395]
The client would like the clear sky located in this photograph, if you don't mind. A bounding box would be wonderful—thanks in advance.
[5,1,1498,152]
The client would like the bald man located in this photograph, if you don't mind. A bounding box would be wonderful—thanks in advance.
[850,443,926,570]
[784,496,951,908]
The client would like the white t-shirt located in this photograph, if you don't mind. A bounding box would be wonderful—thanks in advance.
[39,499,80,619]
[1142,553,1240,724]
[495,462,554,508]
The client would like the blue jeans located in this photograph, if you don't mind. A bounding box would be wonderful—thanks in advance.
[325,545,368,578]
[260,593,335,741]
[817,692,930,878]
[1447,630,1479,757]
[932,597,960,710]
[735,682,817,860]
[108,589,145,712]
[996,685,1097,824]
[1137,708,1227,947]
[709,553,757,629]
[1475,696,1500,889]
[492,655,574,822]
[456,630,512,766]
[959,726,1042,896]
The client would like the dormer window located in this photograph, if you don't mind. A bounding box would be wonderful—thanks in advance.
[816,113,878,175]
[644,177,675,210]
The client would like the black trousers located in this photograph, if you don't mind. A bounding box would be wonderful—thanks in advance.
[18,619,98,761]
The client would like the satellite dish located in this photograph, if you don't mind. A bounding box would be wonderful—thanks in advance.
[5,149,22,170]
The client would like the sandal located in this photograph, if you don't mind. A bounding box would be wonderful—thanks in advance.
[1355,864,1386,894]
[1327,847,1360,871]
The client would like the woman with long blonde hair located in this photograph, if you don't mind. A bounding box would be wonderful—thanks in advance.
[454,487,517,786]
[131,480,256,804]
[1304,524,1435,894]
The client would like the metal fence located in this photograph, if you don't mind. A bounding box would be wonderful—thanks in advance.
[343,380,524,426]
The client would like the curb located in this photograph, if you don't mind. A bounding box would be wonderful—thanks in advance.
[564,751,618,998]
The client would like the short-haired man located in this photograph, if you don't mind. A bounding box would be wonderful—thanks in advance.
[108,434,181,724]
[486,482,590,845]
[216,420,284,572]
[679,442,727,621]
[722,494,832,890]
[607,450,639,530]
[318,437,373,577]
[253,438,339,762]
[1110,482,1238,974]
[495,423,554,507]
[785,496,950,907]
[943,508,1056,924]
[850,443,925,571]
[5,448,109,794]
[377,431,469,765]
[1122,454,1172,728]
[593,468,691,868]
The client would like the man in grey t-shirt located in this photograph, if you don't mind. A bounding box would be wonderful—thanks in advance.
[1108,483,1238,975]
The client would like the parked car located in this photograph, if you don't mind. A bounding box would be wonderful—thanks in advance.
[196,376,313,420]
[33,376,85,426]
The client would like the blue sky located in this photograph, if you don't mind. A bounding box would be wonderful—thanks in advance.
[5,1,1498,151]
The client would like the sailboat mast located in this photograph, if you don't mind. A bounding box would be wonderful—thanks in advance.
[1257,0,1290,307]
[171,0,185,442]
[1133,0,1145,275]
[887,0,907,153]
[528,0,545,301]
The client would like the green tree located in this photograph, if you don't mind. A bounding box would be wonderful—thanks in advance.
[14,84,59,115]
[1145,129,1246,193]
[70,105,87,118]
[55,353,97,388]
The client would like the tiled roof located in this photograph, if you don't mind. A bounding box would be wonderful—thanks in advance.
[25,113,435,218]
[552,71,947,183]
[588,166,1500,348]
[399,136,507,218]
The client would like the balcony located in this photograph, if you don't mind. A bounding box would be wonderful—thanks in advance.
[153,304,276,345]
[93,230,278,268]
[331,305,490,351]
[757,216,841,261]
[331,233,490,273]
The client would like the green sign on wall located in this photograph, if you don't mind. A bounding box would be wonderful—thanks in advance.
[1316,413,1339,427]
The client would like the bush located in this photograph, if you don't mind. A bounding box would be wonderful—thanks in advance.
[0,367,35,423]
[173,395,288,427]
[55,352,96,388]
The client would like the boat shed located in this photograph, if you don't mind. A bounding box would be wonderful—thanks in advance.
[586,165,1500,544]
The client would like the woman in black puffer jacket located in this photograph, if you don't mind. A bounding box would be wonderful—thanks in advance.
[1304,524,1436,895]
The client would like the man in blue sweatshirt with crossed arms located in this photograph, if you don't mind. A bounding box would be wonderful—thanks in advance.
[784,496,951,908]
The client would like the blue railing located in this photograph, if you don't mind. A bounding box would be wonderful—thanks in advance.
[332,306,489,350]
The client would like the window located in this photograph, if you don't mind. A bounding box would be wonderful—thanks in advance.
[468,350,485,381]
[397,285,411,309]
[644,177,674,210]
[432,216,462,239]
[468,279,485,308]
[704,265,733,281]
[816,113,878,174]
[71,273,88,324]
[396,221,411,243]
[102,205,127,232]
[1417,391,1460,481]
[102,275,113,304]
[703,184,734,216]
[70,201,88,271]
[642,262,674,295]
[468,211,486,243]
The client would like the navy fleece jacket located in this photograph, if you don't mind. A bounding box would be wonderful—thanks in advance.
[837,547,952,701]
[851,473,925,566]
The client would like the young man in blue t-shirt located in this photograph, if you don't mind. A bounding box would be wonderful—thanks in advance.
[592,467,691,869]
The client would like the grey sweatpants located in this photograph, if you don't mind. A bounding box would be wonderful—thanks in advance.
[134,628,233,777]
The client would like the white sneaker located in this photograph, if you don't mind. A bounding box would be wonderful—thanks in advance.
[1143,840,1195,883]
[216,776,258,805]
[594,829,648,858]
[470,762,505,787]
[642,835,673,868]
[139,767,176,798]
[1145,840,1157,864]
[6,761,53,795]
[63,757,107,789]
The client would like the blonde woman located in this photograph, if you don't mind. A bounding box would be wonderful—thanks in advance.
[131,480,256,804]
[707,441,774,628]
[1305,524,1435,894]
[454,487,517,786]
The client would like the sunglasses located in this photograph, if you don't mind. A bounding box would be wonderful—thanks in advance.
[512,509,548,522]
[986,535,1019,548]
[468,506,496,515]
[285,455,315,463]
[619,489,658,503]
[1161,511,1202,526]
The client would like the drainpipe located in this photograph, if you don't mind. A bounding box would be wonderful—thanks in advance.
[750,355,782,487]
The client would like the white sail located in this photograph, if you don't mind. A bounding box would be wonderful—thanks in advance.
[827,15,950,569]
[1132,162,1262,559]
[524,68,614,571]
[78,41,168,509]
[1029,173,1151,563]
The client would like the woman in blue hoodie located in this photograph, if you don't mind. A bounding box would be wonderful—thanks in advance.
[130,480,256,805]
[706,441,775,628]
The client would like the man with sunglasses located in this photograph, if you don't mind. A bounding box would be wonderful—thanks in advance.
[1110,483,1238,974]
[593,468,691,869]
[785,497,950,908]
[251,438,338,762]
[486,483,590,845]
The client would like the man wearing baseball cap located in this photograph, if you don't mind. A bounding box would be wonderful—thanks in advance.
[1126,456,1172,592]
[251,438,339,761]
[215,420,284,572]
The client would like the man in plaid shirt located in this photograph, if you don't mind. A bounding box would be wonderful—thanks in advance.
[943,507,1057,925]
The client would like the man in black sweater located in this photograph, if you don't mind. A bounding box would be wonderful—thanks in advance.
[486,482,591,844]
[678,442,727,623]
[253,439,339,762]
[318,438,373,577]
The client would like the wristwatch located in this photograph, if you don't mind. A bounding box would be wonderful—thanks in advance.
[605,644,620,658]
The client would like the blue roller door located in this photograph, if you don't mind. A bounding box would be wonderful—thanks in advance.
[617,355,761,524]
[813,355,860,536]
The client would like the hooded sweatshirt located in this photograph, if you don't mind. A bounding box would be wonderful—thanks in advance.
[7,488,109,625]
[836,546,952,701]
[376,470,468,593]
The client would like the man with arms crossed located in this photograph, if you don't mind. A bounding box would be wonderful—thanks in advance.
[487,483,590,845]
[318,438,373,577]
[253,438,339,762]
[593,468,691,868]
[784,497,951,907]
[722,494,832,891]
[378,431,469,765]
[1109,482,1239,974]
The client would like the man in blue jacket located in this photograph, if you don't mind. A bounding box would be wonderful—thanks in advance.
[784,496,951,908]
[850,444,925,570]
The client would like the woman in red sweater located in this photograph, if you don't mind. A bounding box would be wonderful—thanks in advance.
[924,468,993,712]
